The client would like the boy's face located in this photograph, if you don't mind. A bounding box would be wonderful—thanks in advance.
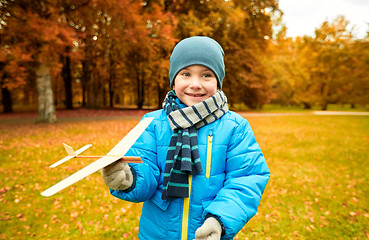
[172,65,218,106]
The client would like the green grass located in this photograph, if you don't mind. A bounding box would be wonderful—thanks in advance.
[242,116,369,240]
[0,115,368,239]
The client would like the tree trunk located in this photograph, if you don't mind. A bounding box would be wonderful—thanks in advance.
[302,102,311,109]
[109,76,114,107]
[108,52,114,108]
[82,60,88,107]
[62,54,73,109]
[36,63,56,123]
[1,86,13,113]
[83,47,103,109]
[157,81,168,109]
[136,65,145,109]
[136,76,142,109]
[321,103,328,111]
[1,73,13,113]
[86,69,104,109]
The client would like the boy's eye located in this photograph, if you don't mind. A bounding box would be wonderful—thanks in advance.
[182,72,190,77]
[202,73,213,78]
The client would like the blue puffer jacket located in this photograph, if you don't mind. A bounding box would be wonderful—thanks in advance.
[110,109,270,240]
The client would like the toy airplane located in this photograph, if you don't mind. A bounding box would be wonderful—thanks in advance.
[41,117,154,197]
[48,143,142,168]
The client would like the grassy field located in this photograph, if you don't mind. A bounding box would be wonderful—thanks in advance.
[0,114,368,239]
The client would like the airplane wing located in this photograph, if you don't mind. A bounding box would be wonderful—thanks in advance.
[49,155,75,168]
[41,117,154,197]
[75,144,93,155]
[42,155,121,197]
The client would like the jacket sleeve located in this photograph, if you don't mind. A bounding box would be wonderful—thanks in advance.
[203,118,270,239]
[110,115,160,203]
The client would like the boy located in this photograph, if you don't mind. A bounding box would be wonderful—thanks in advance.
[102,36,270,240]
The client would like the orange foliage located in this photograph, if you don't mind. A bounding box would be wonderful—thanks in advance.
[1,0,284,110]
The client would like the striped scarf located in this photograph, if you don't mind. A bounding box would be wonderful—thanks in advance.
[162,90,228,199]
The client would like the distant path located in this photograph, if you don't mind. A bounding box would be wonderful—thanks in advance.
[241,111,369,117]
[312,111,369,116]
[1,108,368,121]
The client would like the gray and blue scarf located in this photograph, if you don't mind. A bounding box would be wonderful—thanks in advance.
[162,90,228,199]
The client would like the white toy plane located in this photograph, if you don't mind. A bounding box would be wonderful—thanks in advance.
[41,117,154,197]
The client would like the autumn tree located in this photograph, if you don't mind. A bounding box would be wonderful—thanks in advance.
[0,0,78,121]
[267,15,369,109]
[165,0,280,109]
[1,0,282,112]
[265,30,307,106]
[55,1,91,109]
[345,37,369,106]
[140,1,177,107]
[60,0,174,109]
[312,16,355,109]
[66,0,118,109]
[290,16,356,110]
[0,45,31,113]
[224,0,279,109]
[1,2,31,113]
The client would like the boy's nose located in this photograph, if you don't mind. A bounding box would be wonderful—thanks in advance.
[189,77,202,89]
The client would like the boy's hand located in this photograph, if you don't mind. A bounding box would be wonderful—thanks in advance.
[195,217,222,240]
[101,161,133,190]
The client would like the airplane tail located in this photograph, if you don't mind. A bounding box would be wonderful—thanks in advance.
[49,143,92,168]
[63,143,76,156]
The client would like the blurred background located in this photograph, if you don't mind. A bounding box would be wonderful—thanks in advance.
[0,0,368,122]
[1,1,369,239]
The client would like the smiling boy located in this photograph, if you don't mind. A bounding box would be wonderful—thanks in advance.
[102,36,270,240]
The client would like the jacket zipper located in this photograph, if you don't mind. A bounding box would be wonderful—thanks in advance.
[181,174,193,240]
[181,134,212,239]
[206,135,213,178]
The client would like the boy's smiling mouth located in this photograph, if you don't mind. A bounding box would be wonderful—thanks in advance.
[186,93,206,98]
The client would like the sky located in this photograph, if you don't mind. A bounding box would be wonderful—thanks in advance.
[278,0,369,38]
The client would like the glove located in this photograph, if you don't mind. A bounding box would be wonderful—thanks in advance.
[101,161,133,190]
[195,217,222,240]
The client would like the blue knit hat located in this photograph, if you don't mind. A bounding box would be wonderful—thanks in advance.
[169,36,225,89]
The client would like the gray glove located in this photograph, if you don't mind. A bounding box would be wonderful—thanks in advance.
[195,217,222,240]
[101,161,133,190]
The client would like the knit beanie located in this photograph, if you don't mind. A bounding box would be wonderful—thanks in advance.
[169,36,225,89]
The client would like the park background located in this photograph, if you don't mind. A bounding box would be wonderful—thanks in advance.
[1,0,369,239]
